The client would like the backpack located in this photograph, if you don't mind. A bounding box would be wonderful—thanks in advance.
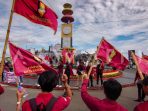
[29,96,57,111]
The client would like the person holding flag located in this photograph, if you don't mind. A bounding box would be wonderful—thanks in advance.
[80,38,128,111]
[134,71,145,102]
[131,52,148,103]
[81,74,128,111]
[16,71,72,111]
[134,76,148,111]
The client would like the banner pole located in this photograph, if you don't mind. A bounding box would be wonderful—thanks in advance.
[0,0,16,76]
[87,37,104,77]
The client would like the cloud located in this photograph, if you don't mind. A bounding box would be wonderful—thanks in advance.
[0,0,148,59]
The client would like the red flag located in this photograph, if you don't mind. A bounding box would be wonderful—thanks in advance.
[9,42,56,76]
[14,0,58,33]
[135,55,148,75]
[96,38,129,70]
[142,54,148,61]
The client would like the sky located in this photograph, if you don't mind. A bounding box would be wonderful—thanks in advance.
[0,0,148,59]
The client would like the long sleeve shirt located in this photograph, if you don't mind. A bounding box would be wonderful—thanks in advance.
[22,92,71,111]
[81,79,128,111]
[134,101,148,111]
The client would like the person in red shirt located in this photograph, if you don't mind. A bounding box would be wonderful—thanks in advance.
[134,71,145,102]
[16,70,72,111]
[0,84,4,95]
[85,62,94,87]
[77,61,86,87]
[64,62,73,85]
[134,76,148,111]
[81,74,128,111]
[57,60,64,87]
[96,60,104,86]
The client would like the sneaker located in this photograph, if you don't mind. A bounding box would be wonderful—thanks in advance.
[58,85,62,87]
[36,84,40,87]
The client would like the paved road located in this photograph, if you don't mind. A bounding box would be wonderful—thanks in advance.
[0,84,148,111]
[17,69,136,87]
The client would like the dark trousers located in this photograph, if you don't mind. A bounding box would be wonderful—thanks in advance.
[58,73,62,85]
[88,75,94,87]
[137,82,145,100]
[20,76,23,83]
[96,72,103,85]
[66,73,70,85]
[2,72,4,82]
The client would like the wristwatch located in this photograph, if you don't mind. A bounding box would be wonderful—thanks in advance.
[17,101,21,105]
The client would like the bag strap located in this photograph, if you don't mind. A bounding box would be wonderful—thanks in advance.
[29,96,57,111]
[46,96,58,111]
[29,98,37,111]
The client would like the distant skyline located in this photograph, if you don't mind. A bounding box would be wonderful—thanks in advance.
[0,0,148,59]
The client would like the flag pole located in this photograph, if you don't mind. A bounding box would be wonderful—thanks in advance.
[0,0,16,76]
[87,37,104,77]
[131,52,144,80]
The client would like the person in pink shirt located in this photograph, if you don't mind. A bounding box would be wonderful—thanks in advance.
[16,70,72,111]
[134,76,148,111]
[81,74,128,111]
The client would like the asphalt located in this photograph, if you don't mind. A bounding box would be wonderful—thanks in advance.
[0,84,148,111]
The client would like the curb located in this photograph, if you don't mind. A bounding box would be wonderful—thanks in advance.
[0,82,135,90]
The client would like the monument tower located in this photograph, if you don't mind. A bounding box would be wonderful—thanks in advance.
[61,3,75,64]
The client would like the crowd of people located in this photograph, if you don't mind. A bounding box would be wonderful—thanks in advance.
[56,60,105,88]
[0,60,148,111]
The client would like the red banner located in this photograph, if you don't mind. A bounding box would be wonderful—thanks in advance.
[96,38,129,70]
[136,55,148,75]
[14,0,58,33]
[62,49,74,64]
[142,54,148,60]
[9,42,56,76]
